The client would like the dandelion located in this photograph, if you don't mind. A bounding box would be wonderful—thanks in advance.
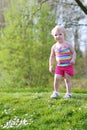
[82,104,87,109]
[79,107,81,110]
[24,114,28,117]
[2,109,8,114]
[1,116,29,129]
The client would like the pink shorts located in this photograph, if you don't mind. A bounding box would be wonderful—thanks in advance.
[55,65,74,77]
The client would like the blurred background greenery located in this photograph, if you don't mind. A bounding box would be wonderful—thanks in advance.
[0,0,87,88]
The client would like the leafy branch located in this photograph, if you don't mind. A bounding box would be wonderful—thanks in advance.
[75,0,87,14]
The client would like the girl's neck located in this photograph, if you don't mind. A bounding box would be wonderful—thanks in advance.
[57,41,65,45]
[57,39,64,44]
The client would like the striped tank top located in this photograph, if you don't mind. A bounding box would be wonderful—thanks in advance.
[54,45,72,66]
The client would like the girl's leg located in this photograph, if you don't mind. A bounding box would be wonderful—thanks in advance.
[64,73,72,94]
[54,74,61,92]
[51,74,61,98]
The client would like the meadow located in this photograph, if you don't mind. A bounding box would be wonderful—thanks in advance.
[0,82,87,130]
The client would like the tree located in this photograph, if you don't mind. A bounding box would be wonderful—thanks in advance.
[75,0,87,14]
[0,0,56,87]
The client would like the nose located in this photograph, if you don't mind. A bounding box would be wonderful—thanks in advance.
[56,35,60,38]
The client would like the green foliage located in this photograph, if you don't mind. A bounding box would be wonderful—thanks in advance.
[0,0,56,87]
[74,49,85,78]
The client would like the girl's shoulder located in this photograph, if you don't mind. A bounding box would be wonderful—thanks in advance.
[64,40,72,47]
[51,43,57,50]
[64,40,70,44]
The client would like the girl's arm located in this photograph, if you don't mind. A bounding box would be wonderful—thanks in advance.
[68,42,76,64]
[49,45,55,73]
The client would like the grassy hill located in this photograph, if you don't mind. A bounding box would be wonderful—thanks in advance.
[0,86,87,130]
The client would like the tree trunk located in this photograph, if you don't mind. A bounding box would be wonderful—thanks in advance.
[0,0,10,28]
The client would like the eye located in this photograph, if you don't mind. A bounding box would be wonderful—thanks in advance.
[55,34,58,36]
[59,33,62,35]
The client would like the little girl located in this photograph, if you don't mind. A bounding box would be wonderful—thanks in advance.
[49,25,76,98]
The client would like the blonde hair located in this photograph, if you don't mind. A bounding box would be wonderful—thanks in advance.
[51,25,66,37]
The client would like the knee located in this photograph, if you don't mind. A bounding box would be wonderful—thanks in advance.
[65,77,71,83]
[54,74,61,81]
[65,78,68,83]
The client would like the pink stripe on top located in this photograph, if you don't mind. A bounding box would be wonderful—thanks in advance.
[54,45,72,66]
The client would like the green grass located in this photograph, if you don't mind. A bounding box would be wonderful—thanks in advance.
[0,86,87,130]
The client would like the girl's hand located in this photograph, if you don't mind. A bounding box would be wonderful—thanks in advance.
[70,59,75,65]
[49,66,54,73]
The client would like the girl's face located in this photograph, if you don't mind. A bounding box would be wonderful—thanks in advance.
[53,30,65,43]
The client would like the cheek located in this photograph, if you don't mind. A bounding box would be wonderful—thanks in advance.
[55,37,59,41]
[54,37,57,40]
